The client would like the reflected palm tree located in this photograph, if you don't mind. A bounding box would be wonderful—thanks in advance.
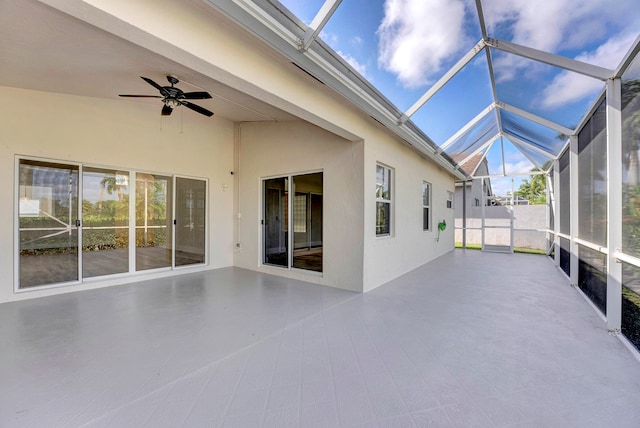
[98,175,125,209]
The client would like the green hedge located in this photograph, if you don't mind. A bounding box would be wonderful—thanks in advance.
[622,286,640,352]
[21,228,167,254]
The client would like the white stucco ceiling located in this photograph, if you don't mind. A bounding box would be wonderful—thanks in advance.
[0,0,297,122]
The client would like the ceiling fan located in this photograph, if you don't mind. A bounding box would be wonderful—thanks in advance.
[119,75,214,117]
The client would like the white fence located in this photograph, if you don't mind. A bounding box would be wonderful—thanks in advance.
[455,205,548,251]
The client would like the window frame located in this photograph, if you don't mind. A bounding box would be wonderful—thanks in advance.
[423,181,432,232]
[376,163,393,237]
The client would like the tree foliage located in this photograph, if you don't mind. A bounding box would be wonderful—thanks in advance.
[515,171,546,204]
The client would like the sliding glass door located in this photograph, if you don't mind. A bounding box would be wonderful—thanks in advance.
[263,177,289,267]
[263,172,323,272]
[82,167,129,278]
[175,177,206,266]
[135,173,173,271]
[18,160,79,288]
[16,158,208,290]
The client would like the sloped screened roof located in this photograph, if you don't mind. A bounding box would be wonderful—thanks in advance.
[207,0,640,180]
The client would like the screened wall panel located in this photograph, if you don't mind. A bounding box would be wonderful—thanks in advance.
[549,168,555,231]
[559,151,570,237]
[578,245,607,315]
[578,100,607,247]
[560,237,570,277]
[622,55,640,258]
[622,263,640,352]
[621,52,640,352]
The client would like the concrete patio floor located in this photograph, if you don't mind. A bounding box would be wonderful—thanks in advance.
[1,250,639,427]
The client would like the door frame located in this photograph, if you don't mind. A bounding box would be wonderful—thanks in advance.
[481,179,514,253]
[261,170,323,272]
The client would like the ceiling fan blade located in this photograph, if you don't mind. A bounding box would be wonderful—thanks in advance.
[161,104,173,116]
[141,76,164,91]
[182,91,212,100]
[180,101,214,117]
[119,94,162,98]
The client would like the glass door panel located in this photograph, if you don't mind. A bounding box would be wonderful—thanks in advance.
[82,168,129,278]
[175,177,206,267]
[136,173,172,271]
[18,160,79,288]
[263,177,288,267]
[292,173,323,272]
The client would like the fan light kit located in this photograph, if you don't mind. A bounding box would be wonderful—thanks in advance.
[119,75,214,117]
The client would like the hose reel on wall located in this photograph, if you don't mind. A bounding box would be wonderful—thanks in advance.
[436,220,446,242]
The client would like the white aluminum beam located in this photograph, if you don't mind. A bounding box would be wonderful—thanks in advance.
[615,251,640,269]
[299,0,342,52]
[546,172,555,226]
[401,40,486,122]
[439,103,495,152]
[569,135,579,288]
[501,131,556,160]
[500,137,506,176]
[469,145,491,177]
[487,49,503,133]
[472,171,547,179]
[485,38,614,80]
[575,91,606,138]
[457,135,498,169]
[510,137,544,170]
[614,34,640,78]
[498,102,574,137]
[474,0,488,39]
[553,160,560,267]
[606,78,623,332]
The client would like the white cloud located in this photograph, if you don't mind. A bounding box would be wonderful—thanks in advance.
[318,31,369,80]
[490,179,518,197]
[378,0,469,88]
[484,0,639,82]
[488,159,533,177]
[319,30,339,46]
[337,51,369,80]
[351,36,363,47]
[504,159,535,175]
[540,33,637,109]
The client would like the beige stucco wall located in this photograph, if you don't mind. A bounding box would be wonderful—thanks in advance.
[363,136,456,292]
[2,0,460,299]
[235,120,365,292]
[0,86,234,302]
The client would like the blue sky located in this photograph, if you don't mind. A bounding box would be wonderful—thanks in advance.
[279,0,640,195]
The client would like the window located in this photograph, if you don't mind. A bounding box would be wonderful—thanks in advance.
[447,191,454,209]
[376,164,392,236]
[423,181,431,231]
[475,198,480,207]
